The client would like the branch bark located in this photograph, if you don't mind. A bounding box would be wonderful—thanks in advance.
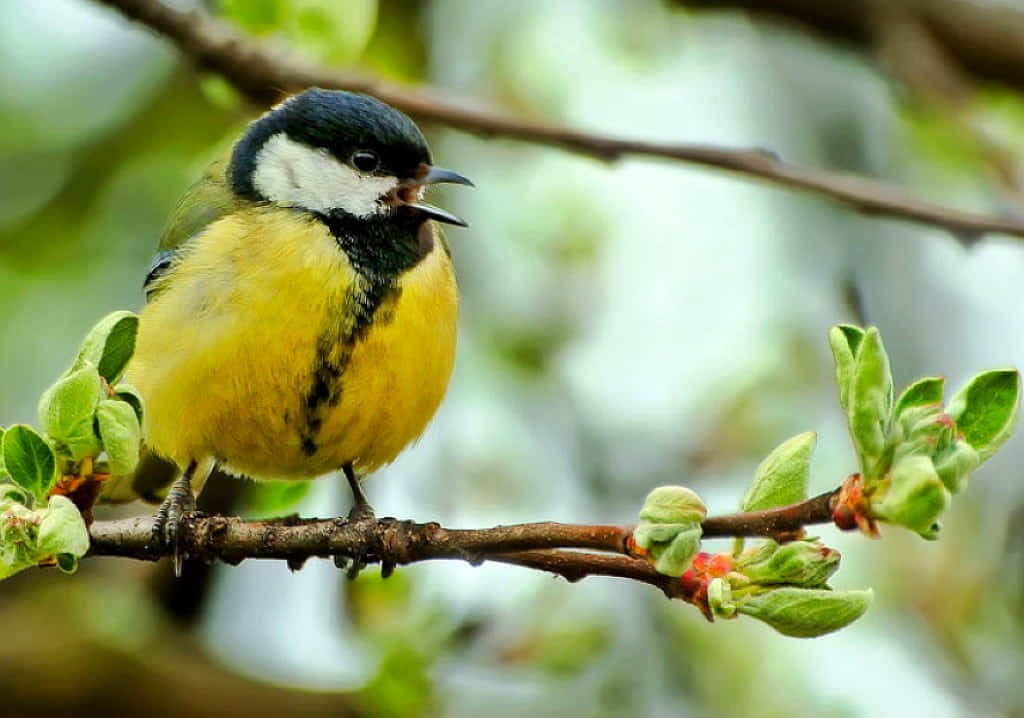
[86,489,840,598]
[93,0,1024,241]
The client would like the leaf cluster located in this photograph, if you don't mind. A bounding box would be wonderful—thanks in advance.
[830,325,1020,538]
[0,312,145,579]
[631,323,1020,637]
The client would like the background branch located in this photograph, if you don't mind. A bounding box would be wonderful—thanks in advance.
[94,0,1024,241]
[669,0,1024,95]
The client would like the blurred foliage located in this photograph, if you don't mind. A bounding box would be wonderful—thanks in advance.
[218,0,378,65]
[3,0,1024,716]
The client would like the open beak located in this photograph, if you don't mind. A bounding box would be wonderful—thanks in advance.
[396,164,473,227]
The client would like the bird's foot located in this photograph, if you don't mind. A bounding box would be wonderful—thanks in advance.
[151,465,197,577]
[339,501,377,579]
[346,498,376,523]
[339,463,389,579]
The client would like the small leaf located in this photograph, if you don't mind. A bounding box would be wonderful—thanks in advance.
[36,495,89,559]
[708,578,736,619]
[737,587,873,638]
[0,483,28,505]
[74,311,139,384]
[829,325,864,412]
[847,328,893,480]
[894,376,944,417]
[38,362,103,460]
[638,486,707,525]
[932,440,980,494]
[113,383,145,424]
[741,432,814,511]
[836,325,865,356]
[55,554,78,574]
[2,425,57,501]
[738,540,840,587]
[95,399,141,475]
[873,455,949,539]
[947,369,1021,461]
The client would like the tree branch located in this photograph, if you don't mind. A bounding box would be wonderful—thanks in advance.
[670,0,1024,96]
[86,488,840,598]
[93,0,1024,241]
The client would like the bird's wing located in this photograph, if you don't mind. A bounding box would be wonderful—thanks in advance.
[143,157,239,300]
[104,157,242,504]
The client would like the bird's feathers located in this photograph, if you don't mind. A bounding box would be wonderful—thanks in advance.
[126,205,457,480]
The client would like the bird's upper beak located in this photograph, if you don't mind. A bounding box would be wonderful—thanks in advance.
[394,163,473,227]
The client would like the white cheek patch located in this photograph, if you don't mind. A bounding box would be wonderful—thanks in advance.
[252,133,398,217]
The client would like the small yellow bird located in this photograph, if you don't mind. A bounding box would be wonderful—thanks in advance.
[121,88,471,572]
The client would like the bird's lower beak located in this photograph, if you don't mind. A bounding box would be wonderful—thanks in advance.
[395,164,473,227]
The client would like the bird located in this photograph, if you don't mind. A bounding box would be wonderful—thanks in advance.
[117,88,472,574]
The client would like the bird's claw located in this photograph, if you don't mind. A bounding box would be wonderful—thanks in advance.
[152,468,197,577]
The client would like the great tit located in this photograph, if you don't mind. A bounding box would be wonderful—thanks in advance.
[116,88,471,572]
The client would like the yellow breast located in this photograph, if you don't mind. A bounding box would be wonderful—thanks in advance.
[127,207,458,480]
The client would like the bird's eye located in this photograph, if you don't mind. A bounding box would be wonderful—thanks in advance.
[351,150,380,173]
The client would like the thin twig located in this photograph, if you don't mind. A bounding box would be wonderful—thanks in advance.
[93,0,1024,240]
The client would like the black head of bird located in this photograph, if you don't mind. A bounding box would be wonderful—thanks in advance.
[229,88,473,228]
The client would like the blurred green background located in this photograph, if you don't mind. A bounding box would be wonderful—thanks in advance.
[3,0,1024,716]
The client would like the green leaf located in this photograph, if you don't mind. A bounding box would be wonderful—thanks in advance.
[2,425,57,501]
[638,486,707,525]
[741,432,814,511]
[38,362,103,460]
[113,384,145,424]
[95,399,141,475]
[837,325,865,355]
[873,455,949,539]
[36,495,89,559]
[0,483,28,505]
[829,325,864,412]
[738,540,840,587]
[708,578,736,619]
[947,369,1021,461]
[74,311,139,384]
[895,376,944,417]
[847,328,893,480]
[737,587,873,638]
[649,527,703,577]
[55,554,78,574]
[932,440,980,494]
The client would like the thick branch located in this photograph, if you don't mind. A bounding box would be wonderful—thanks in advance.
[93,0,1024,240]
[86,489,839,597]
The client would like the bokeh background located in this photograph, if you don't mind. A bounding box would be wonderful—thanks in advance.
[3,0,1024,716]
